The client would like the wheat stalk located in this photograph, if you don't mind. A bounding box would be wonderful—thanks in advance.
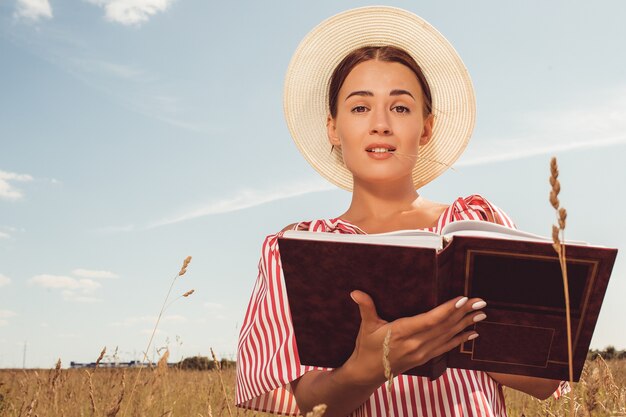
[105,370,126,417]
[549,157,574,417]
[157,349,170,376]
[164,289,196,312]
[24,373,41,417]
[84,347,107,416]
[122,256,192,417]
[392,152,458,171]
[382,328,394,417]
[304,404,328,417]
[211,347,233,417]
[49,358,62,413]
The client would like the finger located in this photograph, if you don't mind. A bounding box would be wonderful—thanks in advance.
[404,296,473,333]
[440,310,486,344]
[441,297,488,328]
[350,290,385,328]
[429,331,479,359]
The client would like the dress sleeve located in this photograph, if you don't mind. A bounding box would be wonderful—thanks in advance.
[235,233,307,415]
[452,194,571,399]
[450,194,516,229]
[552,380,571,399]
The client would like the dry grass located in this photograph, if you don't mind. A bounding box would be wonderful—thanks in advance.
[0,364,273,417]
[382,328,394,417]
[0,357,624,417]
[505,356,626,417]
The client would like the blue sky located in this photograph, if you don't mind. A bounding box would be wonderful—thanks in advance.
[1,0,625,368]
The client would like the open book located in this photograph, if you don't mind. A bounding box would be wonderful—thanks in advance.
[278,220,617,381]
[283,220,589,249]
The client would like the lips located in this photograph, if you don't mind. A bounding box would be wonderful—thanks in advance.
[365,143,396,153]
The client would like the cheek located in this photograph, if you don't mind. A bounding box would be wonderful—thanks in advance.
[399,122,424,147]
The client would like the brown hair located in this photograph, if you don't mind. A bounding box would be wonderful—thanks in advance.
[328,46,433,118]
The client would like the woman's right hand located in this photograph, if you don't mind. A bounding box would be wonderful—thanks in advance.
[342,290,487,387]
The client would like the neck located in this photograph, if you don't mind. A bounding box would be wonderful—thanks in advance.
[341,175,420,223]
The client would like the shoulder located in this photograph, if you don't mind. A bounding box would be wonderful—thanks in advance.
[257,220,328,270]
[260,220,319,251]
[447,194,516,229]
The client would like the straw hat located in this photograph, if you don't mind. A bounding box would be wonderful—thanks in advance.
[283,6,475,191]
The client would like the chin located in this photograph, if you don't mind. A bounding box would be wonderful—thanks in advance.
[354,173,413,187]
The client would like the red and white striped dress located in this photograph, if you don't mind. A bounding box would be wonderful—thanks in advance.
[236,194,567,416]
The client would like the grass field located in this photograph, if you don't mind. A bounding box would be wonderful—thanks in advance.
[0,357,624,417]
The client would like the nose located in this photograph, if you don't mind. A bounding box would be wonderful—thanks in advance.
[369,108,392,136]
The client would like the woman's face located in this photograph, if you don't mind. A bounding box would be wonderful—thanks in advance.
[327,59,433,187]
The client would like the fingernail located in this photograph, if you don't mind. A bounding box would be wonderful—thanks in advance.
[455,297,468,309]
[350,292,357,303]
[468,333,479,341]
[473,313,487,323]
[472,301,487,310]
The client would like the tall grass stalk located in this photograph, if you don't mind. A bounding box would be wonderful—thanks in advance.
[550,156,574,417]
[121,256,192,417]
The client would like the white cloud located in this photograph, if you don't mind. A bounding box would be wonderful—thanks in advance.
[148,179,335,229]
[72,269,119,279]
[460,86,626,166]
[0,274,10,287]
[0,170,33,201]
[86,0,175,26]
[14,0,53,22]
[0,310,17,326]
[29,273,109,302]
[29,274,101,292]
[0,231,10,239]
[61,290,101,303]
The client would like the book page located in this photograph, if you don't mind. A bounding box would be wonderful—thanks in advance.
[281,230,443,249]
[441,220,588,245]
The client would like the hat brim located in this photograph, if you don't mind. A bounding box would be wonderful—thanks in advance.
[283,6,476,191]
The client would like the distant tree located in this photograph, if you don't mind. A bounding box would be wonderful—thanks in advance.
[177,356,237,370]
[587,345,625,361]
[178,356,214,370]
[220,358,236,369]
[604,345,617,360]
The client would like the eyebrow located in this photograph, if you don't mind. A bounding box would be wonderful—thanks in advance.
[344,89,415,101]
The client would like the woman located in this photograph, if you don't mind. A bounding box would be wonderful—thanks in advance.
[236,7,566,417]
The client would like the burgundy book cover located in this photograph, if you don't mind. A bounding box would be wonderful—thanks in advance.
[278,237,447,378]
[278,235,617,381]
[444,236,617,381]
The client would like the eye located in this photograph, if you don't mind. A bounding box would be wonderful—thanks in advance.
[393,105,411,114]
[351,105,368,113]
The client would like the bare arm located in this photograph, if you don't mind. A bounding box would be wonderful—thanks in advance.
[292,291,487,417]
[290,365,384,417]
[488,372,562,400]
